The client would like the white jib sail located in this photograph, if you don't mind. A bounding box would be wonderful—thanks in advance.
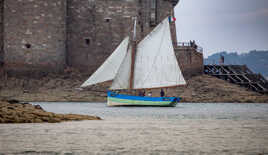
[110,45,132,90]
[133,18,186,89]
[81,37,129,88]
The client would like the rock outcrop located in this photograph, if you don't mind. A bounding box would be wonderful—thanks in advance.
[0,100,101,123]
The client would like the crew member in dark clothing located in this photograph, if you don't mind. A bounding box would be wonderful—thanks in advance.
[139,90,145,97]
[139,91,143,96]
[160,89,165,97]
[190,40,193,47]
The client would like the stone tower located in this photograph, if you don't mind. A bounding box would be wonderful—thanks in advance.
[67,0,179,73]
[66,0,139,73]
[0,0,179,76]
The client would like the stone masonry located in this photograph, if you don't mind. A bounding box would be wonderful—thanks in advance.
[175,43,204,79]
[0,0,3,67]
[67,0,138,73]
[3,0,67,76]
[0,0,203,78]
[67,0,178,73]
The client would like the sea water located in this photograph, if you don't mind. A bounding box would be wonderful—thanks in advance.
[0,103,268,155]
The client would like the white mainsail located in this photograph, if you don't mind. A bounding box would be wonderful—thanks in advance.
[133,18,186,89]
[81,37,129,88]
[110,18,186,90]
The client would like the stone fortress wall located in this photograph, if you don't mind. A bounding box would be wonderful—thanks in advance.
[0,0,203,78]
[2,0,67,76]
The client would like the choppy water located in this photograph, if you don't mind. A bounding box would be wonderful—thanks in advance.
[1,103,268,155]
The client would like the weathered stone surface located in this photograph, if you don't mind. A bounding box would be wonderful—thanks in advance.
[0,0,3,67]
[175,47,204,79]
[0,0,184,77]
[3,0,67,76]
[0,100,101,123]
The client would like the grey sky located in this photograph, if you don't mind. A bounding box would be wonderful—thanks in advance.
[174,0,268,58]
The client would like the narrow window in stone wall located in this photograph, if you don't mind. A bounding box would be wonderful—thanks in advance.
[25,43,31,49]
[85,38,91,46]
[150,0,157,27]
[104,17,112,23]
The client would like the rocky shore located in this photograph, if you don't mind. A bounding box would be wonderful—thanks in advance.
[174,75,268,103]
[0,70,268,103]
[0,100,101,123]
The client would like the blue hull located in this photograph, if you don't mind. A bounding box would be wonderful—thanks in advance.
[107,91,180,107]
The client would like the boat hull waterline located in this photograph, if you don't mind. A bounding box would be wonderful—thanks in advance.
[107,91,180,107]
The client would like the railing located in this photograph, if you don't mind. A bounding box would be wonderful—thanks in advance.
[175,42,203,54]
[196,46,203,53]
[177,42,191,47]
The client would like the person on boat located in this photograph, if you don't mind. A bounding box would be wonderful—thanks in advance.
[160,89,165,97]
[138,91,143,96]
[139,90,145,97]
[148,92,152,97]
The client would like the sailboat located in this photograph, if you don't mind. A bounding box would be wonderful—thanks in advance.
[81,17,186,107]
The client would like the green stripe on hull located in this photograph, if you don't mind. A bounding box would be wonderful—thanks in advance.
[107,97,177,107]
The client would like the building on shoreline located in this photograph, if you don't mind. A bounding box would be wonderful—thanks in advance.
[0,0,203,78]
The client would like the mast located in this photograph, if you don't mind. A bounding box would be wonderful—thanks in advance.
[129,17,137,89]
